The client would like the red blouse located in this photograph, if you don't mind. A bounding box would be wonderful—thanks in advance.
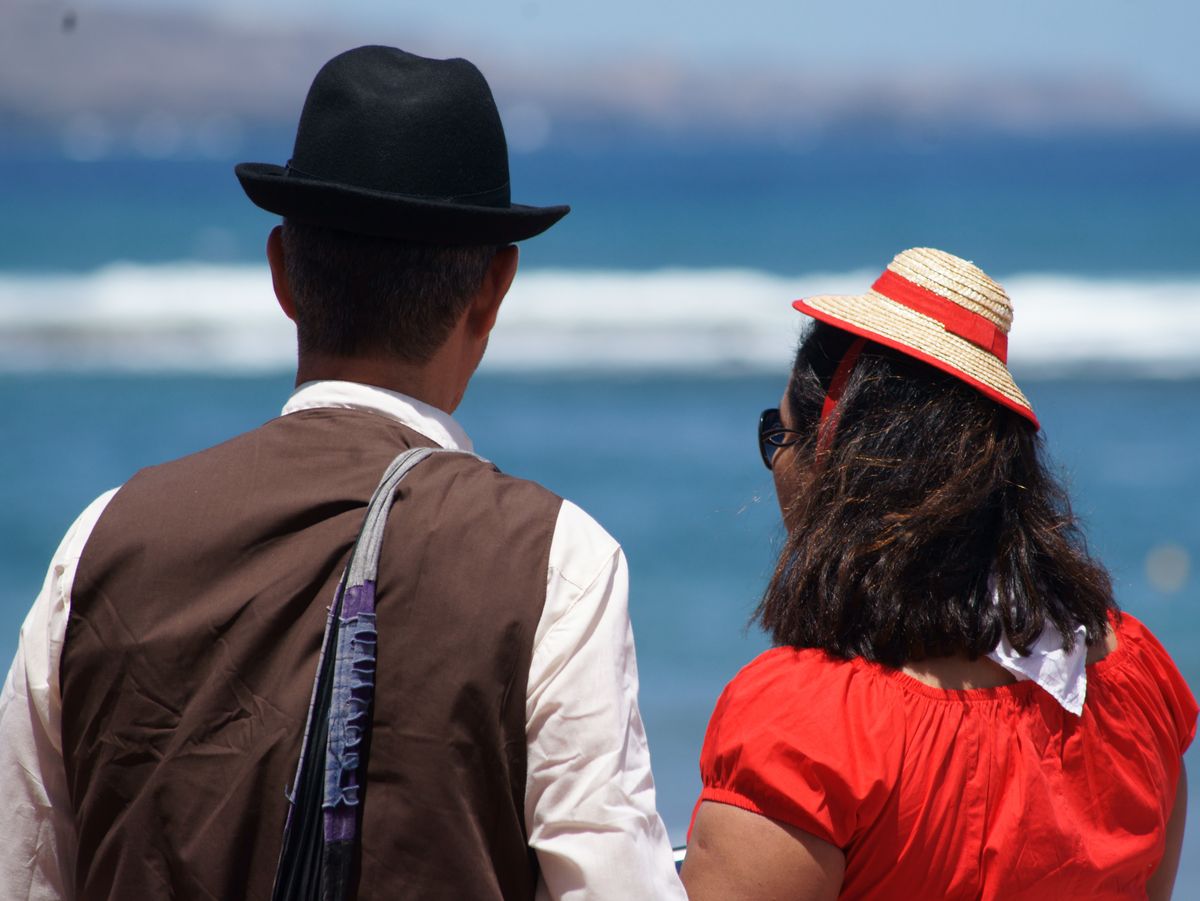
[693,613,1197,900]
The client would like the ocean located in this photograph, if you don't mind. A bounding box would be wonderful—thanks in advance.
[3,130,1200,878]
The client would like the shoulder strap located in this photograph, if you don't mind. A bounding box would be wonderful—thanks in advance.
[272,446,481,901]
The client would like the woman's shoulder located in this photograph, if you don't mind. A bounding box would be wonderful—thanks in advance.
[705,646,908,770]
[698,646,907,848]
[1102,611,1188,683]
[1095,612,1198,752]
[718,646,886,709]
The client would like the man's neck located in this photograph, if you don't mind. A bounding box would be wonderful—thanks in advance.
[294,355,464,413]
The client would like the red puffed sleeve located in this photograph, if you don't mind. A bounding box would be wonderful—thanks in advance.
[1121,614,1199,754]
[690,647,904,849]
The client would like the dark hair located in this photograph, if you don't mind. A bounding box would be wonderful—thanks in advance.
[757,322,1116,667]
[280,219,499,363]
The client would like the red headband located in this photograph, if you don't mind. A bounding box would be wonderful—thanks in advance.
[872,269,1008,362]
[816,336,867,453]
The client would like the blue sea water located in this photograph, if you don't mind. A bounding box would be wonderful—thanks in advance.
[2,130,1199,275]
[2,130,1200,887]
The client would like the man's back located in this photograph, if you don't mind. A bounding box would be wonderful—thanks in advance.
[62,405,558,899]
[1,44,687,900]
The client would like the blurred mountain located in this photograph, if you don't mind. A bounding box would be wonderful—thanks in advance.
[2,0,1193,160]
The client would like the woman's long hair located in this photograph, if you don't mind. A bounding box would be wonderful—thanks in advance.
[757,323,1116,667]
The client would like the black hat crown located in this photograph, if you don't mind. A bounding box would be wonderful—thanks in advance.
[236,46,568,244]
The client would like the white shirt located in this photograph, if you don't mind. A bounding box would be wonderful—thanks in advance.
[0,380,685,901]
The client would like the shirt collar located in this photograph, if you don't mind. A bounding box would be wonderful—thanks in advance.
[281,380,474,452]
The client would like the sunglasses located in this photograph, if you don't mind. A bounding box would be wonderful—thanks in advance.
[758,408,805,470]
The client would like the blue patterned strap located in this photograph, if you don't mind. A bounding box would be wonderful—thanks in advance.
[323,447,471,844]
[273,446,481,901]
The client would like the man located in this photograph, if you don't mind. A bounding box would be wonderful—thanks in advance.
[0,46,685,900]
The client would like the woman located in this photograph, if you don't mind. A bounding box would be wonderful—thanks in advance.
[681,248,1196,900]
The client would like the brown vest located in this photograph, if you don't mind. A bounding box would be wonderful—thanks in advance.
[61,408,562,900]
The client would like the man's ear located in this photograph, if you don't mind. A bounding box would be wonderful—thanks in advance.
[266,225,297,322]
[467,245,519,339]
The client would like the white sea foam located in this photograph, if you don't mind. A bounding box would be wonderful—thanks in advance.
[1,263,1198,376]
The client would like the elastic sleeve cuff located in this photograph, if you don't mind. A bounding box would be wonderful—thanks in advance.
[691,786,841,849]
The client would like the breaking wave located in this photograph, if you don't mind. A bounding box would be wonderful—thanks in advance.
[1,263,1198,376]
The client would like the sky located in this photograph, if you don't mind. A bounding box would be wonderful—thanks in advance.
[68,0,1200,118]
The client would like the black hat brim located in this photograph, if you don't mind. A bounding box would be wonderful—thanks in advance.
[235,163,569,245]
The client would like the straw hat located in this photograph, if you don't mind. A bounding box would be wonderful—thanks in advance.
[793,247,1038,428]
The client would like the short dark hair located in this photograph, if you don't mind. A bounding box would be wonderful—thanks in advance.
[757,322,1116,668]
[280,219,499,363]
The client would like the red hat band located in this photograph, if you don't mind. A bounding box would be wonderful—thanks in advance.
[872,269,1009,363]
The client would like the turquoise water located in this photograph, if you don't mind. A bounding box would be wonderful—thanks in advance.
[3,373,1199,877]
[3,132,1199,275]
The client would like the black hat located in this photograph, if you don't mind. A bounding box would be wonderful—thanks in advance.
[236,45,569,244]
